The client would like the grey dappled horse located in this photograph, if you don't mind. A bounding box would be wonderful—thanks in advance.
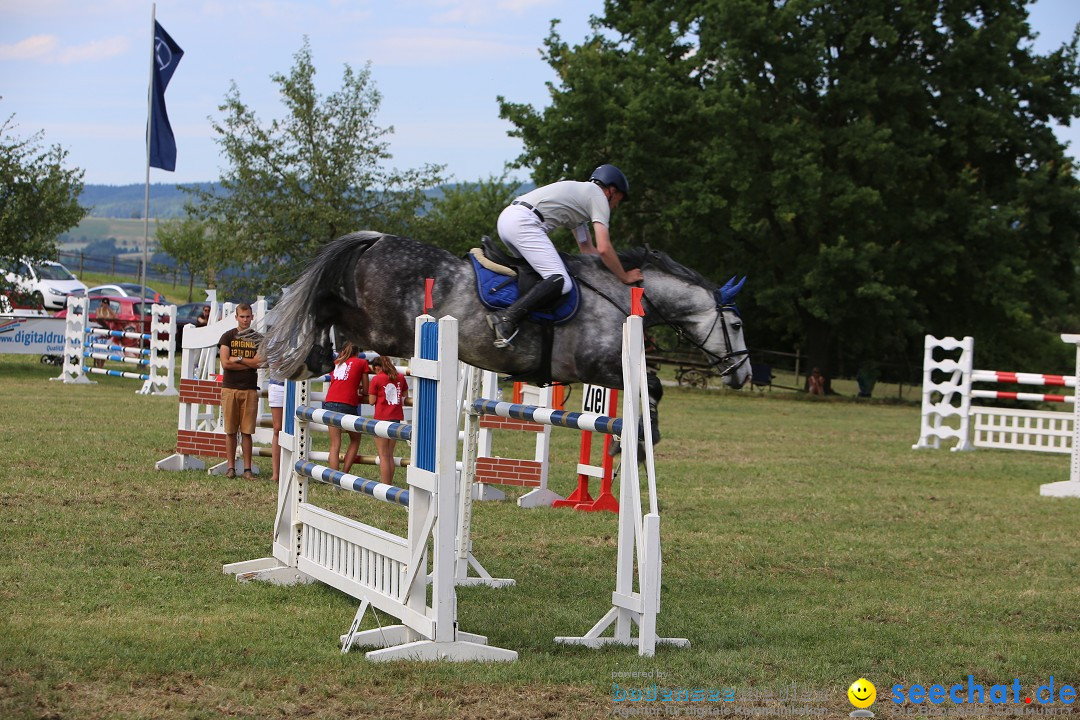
[263,231,751,439]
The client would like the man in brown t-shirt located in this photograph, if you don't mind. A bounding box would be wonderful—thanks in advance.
[218,303,261,480]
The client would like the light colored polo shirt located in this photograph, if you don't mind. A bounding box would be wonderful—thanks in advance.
[516,181,611,232]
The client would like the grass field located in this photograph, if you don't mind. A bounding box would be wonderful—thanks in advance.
[1,354,1077,719]
[61,217,159,251]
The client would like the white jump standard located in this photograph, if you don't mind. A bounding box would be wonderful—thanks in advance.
[1046,334,1080,497]
[463,299,688,657]
[53,295,177,395]
[224,314,517,662]
[913,333,1080,498]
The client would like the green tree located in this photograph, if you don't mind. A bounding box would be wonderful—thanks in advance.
[0,112,86,263]
[156,215,231,301]
[414,173,524,257]
[500,1,1080,382]
[186,39,444,296]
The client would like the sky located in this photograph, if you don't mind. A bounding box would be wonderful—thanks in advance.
[2,0,1079,187]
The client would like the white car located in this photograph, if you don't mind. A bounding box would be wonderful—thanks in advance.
[1,258,88,310]
[84,283,166,305]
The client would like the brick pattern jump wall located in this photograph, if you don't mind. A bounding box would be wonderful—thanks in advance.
[474,457,542,488]
[179,378,222,405]
[176,429,229,458]
[479,415,543,433]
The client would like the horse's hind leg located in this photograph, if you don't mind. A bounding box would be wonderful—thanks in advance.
[305,327,335,376]
[303,290,342,376]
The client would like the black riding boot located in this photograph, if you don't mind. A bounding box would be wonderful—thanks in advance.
[486,275,564,348]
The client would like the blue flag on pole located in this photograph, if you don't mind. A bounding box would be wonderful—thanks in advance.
[149,21,183,171]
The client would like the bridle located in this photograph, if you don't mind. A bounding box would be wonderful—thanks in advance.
[642,289,749,378]
[574,268,750,379]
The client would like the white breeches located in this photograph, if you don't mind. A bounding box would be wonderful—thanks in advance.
[496,204,573,294]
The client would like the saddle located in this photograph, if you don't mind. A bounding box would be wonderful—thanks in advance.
[467,236,580,325]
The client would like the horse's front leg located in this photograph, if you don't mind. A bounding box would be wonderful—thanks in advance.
[646,371,663,447]
[609,370,664,461]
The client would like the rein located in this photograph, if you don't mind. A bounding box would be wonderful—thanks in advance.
[573,272,750,379]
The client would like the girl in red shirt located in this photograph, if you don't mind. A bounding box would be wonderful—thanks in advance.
[323,342,369,472]
[368,355,409,485]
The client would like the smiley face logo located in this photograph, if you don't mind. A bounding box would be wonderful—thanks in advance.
[848,679,876,709]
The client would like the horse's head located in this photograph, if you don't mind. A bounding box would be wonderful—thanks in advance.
[635,249,752,390]
[708,277,751,389]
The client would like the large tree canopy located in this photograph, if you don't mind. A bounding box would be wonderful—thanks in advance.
[0,112,86,263]
[500,0,1080,377]
[187,39,444,296]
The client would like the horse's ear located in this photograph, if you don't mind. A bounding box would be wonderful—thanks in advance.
[719,276,747,304]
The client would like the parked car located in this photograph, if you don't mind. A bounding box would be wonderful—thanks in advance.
[174,301,211,348]
[55,295,168,345]
[0,291,50,316]
[1,258,87,310]
[82,283,167,305]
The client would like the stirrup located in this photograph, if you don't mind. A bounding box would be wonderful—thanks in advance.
[487,314,519,348]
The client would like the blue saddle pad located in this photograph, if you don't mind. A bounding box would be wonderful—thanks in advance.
[468,253,580,325]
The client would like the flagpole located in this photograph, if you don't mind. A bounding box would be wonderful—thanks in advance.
[142,3,156,327]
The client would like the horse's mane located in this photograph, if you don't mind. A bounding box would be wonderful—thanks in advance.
[616,246,716,290]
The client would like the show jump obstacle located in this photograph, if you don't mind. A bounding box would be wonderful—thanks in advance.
[156,297,274,474]
[468,372,564,507]
[226,295,686,660]
[462,288,688,657]
[224,314,518,662]
[553,383,619,512]
[913,333,1080,498]
[469,375,619,513]
[53,295,177,395]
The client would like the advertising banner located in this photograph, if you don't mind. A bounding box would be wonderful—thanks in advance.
[0,315,67,355]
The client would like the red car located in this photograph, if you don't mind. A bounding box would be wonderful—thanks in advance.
[55,295,169,346]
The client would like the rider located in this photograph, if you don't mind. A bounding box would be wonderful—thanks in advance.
[486,164,644,348]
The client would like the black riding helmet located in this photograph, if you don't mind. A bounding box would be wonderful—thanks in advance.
[590,164,630,199]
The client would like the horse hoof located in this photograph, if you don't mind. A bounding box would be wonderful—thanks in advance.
[304,344,334,376]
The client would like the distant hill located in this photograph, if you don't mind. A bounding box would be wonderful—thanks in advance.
[76,180,533,219]
[79,183,219,219]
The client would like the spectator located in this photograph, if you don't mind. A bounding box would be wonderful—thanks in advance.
[323,342,370,473]
[97,297,117,321]
[195,304,211,327]
[218,303,261,480]
[808,367,826,396]
[857,364,879,398]
[368,355,409,486]
[267,379,285,484]
[93,298,118,368]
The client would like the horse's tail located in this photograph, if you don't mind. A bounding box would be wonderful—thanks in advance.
[263,231,384,379]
